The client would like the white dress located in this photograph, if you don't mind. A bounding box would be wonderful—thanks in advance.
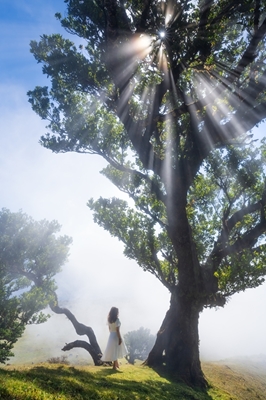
[101,318,128,361]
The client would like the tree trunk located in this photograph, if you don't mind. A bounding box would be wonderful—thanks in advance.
[146,289,206,388]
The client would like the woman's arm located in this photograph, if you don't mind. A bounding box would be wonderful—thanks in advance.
[116,327,122,345]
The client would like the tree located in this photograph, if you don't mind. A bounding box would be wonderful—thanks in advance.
[28,0,266,387]
[124,327,155,364]
[0,208,72,363]
[0,272,24,364]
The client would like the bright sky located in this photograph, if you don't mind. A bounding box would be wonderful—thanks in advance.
[0,0,265,363]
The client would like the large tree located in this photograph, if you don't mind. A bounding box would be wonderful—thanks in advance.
[28,0,266,387]
[0,208,72,363]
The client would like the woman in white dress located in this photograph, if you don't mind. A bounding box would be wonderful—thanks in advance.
[101,307,127,370]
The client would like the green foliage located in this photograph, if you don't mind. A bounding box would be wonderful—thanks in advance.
[0,209,72,363]
[189,142,266,250]
[0,279,24,364]
[28,0,266,307]
[215,248,266,294]
[88,197,176,288]
[124,327,155,364]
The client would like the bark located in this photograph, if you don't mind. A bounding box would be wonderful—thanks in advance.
[146,289,207,388]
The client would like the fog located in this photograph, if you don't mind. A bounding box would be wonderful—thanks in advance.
[1,0,265,365]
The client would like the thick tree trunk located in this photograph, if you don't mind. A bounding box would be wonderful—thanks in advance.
[146,289,206,388]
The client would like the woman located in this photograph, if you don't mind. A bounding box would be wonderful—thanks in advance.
[101,307,127,370]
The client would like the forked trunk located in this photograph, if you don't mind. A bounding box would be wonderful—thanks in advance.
[146,290,206,388]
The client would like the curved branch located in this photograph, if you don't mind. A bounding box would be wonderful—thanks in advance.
[49,294,103,364]
[209,195,266,269]
[147,232,175,289]
[62,340,103,365]
[225,220,266,257]
[226,201,264,232]
[234,15,266,79]
[220,100,266,146]
[100,153,167,206]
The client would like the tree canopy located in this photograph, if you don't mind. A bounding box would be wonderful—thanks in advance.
[0,208,72,363]
[28,0,266,387]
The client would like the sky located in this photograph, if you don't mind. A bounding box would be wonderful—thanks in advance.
[0,0,265,364]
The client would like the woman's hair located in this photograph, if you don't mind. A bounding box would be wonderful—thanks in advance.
[108,307,119,323]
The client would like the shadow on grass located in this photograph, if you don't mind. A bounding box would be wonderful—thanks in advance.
[0,365,213,400]
[151,365,211,390]
[0,386,14,400]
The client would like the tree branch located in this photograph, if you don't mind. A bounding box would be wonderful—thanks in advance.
[209,195,266,269]
[210,2,241,26]
[236,16,266,75]
[136,0,153,33]
[99,153,167,206]
[49,293,103,363]
[61,340,103,365]
[254,0,261,33]
[225,219,266,257]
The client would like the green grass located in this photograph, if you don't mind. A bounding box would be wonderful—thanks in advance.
[0,362,243,400]
[5,331,266,399]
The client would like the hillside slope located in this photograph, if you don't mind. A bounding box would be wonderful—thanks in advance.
[1,356,265,399]
[203,356,266,400]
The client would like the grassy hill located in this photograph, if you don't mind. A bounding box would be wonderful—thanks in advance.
[203,357,266,400]
[0,359,266,400]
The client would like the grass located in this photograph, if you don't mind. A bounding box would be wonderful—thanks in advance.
[0,361,259,400]
[7,312,266,399]
[203,361,266,400]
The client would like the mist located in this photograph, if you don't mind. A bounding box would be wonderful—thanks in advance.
[1,0,266,366]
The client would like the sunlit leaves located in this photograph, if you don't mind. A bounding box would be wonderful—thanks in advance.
[28,0,266,171]
[56,0,106,46]
[30,34,105,95]
[88,197,176,287]
[187,172,218,262]
[29,0,266,306]
[188,141,266,295]
[28,84,131,162]
[134,65,164,96]
[215,247,266,295]
[101,164,167,221]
